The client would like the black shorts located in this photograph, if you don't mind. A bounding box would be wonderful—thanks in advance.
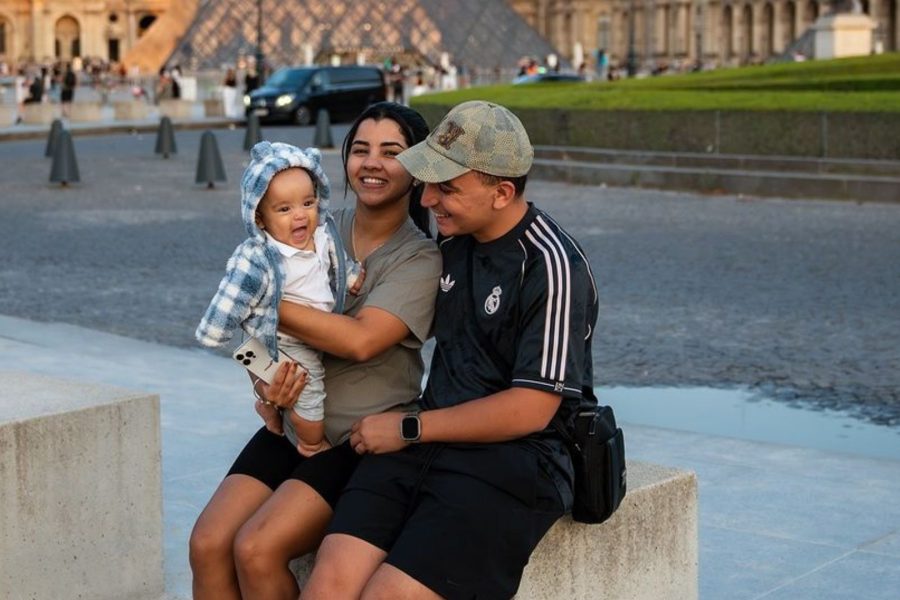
[227,427,361,509]
[328,442,566,600]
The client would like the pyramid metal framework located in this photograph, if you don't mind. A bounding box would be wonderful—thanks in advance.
[166,0,559,70]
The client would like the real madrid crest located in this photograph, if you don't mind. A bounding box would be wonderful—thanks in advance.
[484,286,502,315]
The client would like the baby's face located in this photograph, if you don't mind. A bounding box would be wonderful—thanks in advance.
[256,168,319,251]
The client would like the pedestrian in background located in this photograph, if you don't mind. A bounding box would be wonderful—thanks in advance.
[61,63,76,118]
[222,67,239,118]
[14,67,27,124]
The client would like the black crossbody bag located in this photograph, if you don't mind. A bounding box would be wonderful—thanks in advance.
[552,398,627,524]
[464,246,626,524]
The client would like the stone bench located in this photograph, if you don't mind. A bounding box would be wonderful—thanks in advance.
[0,105,16,126]
[113,100,151,121]
[69,101,104,122]
[204,98,225,117]
[0,372,164,600]
[291,460,698,599]
[22,102,57,124]
[159,99,195,120]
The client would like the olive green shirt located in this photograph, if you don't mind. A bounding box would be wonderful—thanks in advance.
[322,207,441,444]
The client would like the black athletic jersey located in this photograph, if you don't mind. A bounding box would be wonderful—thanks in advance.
[422,204,599,431]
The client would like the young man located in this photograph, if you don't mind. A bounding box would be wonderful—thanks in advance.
[302,101,599,600]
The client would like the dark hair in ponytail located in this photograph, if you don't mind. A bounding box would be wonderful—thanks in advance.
[341,102,432,238]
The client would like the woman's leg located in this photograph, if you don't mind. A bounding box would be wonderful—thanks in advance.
[189,474,273,600]
[234,479,333,599]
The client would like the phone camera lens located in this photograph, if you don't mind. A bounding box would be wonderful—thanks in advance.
[243,359,252,365]
[235,354,244,360]
[246,351,256,358]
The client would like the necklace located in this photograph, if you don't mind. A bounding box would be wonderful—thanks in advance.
[351,217,395,263]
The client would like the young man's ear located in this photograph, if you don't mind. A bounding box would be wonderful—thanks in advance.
[491,180,518,210]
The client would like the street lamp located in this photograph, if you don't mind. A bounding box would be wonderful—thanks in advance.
[256,0,265,84]
[626,0,638,76]
[695,2,705,70]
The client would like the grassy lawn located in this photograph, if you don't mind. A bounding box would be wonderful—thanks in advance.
[411,53,900,112]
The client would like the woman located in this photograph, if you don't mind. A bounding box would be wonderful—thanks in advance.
[222,67,239,119]
[189,102,441,599]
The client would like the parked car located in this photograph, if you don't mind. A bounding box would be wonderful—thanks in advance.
[512,72,585,85]
[244,65,387,125]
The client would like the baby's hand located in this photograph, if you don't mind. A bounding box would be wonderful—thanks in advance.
[255,399,283,436]
[297,438,332,457]
[348,267,366,295]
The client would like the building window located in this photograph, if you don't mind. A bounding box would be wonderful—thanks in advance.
[108,38,120,62]
[0,19,7,56]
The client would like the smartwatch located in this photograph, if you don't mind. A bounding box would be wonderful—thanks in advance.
[400,412,422,443]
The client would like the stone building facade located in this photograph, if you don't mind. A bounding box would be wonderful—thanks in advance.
[1,0,896,69]
[509,0,898,68]
[0,0,169,64]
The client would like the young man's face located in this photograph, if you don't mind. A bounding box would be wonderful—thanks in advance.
[256,167,319,251]
[420,171,500,241]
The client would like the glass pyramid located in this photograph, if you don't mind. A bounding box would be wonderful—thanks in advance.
[166,0,559,70]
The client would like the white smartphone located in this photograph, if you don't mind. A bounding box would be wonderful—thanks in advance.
[232,337,294,384]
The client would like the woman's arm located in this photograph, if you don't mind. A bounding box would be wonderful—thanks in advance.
[278,302,410,362]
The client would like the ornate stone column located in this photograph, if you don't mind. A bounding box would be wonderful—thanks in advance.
[30,0,42,60]
[770,1,784,54]
[656,1,669,56]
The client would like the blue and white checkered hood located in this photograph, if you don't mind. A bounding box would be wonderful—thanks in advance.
[241,141,331,239]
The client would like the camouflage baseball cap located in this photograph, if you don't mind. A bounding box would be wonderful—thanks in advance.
[397,101,533,183]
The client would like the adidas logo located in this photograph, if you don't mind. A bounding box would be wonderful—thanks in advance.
[440,273,456,292]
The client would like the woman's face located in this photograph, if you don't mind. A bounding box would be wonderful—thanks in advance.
[346,118,414,209]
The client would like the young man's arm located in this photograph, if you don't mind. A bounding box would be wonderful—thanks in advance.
[349,388,561,454]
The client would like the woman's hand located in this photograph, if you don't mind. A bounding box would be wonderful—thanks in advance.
[348,267,366,296]
[349,413,407,455]
[257,361,308,410]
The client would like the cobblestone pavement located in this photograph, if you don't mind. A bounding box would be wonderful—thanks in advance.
[1,127,898,425]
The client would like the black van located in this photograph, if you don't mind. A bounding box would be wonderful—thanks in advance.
[244,65,387,125]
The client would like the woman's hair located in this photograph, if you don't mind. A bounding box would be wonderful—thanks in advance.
[341,102,432,237]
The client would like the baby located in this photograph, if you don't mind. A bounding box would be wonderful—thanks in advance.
[196,141,360,453]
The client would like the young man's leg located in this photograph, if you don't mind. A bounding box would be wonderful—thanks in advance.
[382,444,565,599]
[303,448,431,598]
[362,563,443,600]
[301,533,388,599]
[309,444,565,599]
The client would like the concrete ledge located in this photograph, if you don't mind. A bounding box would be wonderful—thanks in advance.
[22,102,58,124]
[114,101,151,121]
[204,98,225,117]
[159,99,194,120]
[69,102,104,122]
[290,460,698,599]
[0,105,16,126]
[0,371,164,600]
[532,158,900,204]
